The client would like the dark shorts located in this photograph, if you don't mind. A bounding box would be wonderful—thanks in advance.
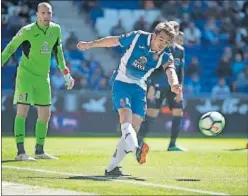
[147,85,183,110]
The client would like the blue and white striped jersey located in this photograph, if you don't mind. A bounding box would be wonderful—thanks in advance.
[114,30,174,90]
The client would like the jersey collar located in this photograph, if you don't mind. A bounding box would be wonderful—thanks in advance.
[35,21,50,34]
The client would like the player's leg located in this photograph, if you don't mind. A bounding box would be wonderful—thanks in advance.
[13,73,36,161]
[138,86,164,144]
[105,81,137,176]
[132,88,150,164]
[138,108,159,144]
[167,91,185,151]
[33,79,56,159]
[132,114,149,164]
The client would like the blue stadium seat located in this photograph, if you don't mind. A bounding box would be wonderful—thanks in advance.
[69,50,84,60]
[99,0,141,9]
[144,10,160,24]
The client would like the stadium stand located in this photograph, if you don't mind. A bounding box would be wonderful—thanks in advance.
[2,0,248,95]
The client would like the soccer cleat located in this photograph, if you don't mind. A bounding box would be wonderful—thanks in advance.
[34,153,58,160]
[167,146,187,151]
[105,167,131,177]
[15,154,36,161]
[136,142,149,164]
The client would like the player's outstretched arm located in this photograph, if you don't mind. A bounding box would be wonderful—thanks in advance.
[163,59,181,95]
[77,36,120,51]
[54,26,74,90]
[1,27,27,66]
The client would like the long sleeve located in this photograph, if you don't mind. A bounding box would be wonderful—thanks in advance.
[2,27,27,66]
[53,26,67,72]
[178,50,185,85]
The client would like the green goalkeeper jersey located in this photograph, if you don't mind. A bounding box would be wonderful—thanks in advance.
[2,21,67,78]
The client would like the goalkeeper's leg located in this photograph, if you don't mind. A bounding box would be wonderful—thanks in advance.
[34,106,57,159]
[13,74,35,161]
[14,104,36,161]
[33,80,57,159]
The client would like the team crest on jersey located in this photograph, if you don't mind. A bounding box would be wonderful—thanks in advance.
[132,56,147,71]
[48,32,53,38]
[174,58,180,66]
[40,41,51,54]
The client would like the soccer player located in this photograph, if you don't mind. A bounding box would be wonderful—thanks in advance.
[1,2,75,161]
[77,22,182,176]
[137,21,185,151]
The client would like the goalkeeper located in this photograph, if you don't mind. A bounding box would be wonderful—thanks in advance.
[1,2,74,161]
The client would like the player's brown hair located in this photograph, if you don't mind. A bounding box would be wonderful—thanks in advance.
[168,21,180,34]
[154,22,176,41]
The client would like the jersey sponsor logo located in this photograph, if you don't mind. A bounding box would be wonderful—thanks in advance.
[132,56,147,71]
[40,41,51,54]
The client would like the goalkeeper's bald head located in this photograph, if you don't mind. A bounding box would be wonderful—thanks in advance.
[36,2,53,26]
[37,2,52,12]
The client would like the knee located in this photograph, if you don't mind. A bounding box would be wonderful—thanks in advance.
[40,112,51,123]
[172,109,183,117]
[17,111,28,118]
[16,106,29,118]
[38,109,51,123]
[132,124,140,133]
[118,108,132,124]
[147,108,159,118]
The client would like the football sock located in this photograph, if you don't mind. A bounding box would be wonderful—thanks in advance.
[138,116,155,145]
[169,116,182,147]
[106,137,129,172]
[14,116,26,154]
[121,122,138,152]
[35,120,48,154]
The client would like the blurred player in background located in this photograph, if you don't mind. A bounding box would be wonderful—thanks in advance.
[77,22,181,176]
[1,2,75,161]
[138,21,186,151]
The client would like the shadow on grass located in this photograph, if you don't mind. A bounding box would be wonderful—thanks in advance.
[2,160,20,163]
[224,148,248,151]
[176,178,200,182]
[23,175,146,182]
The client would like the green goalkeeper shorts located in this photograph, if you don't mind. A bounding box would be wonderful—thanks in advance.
[13,69,51,106]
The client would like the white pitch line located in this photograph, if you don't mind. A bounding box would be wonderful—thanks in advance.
[3,165,230,195]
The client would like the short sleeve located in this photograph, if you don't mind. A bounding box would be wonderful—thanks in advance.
[119,31,138,47]
[180,49,185,67]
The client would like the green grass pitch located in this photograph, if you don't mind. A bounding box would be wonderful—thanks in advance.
[2,137,248,195]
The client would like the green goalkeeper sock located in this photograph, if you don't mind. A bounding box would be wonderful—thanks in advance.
[14,116,26,154]
[35,120,48,153]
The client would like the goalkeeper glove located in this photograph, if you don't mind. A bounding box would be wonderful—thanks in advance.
[63,69,75,90]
